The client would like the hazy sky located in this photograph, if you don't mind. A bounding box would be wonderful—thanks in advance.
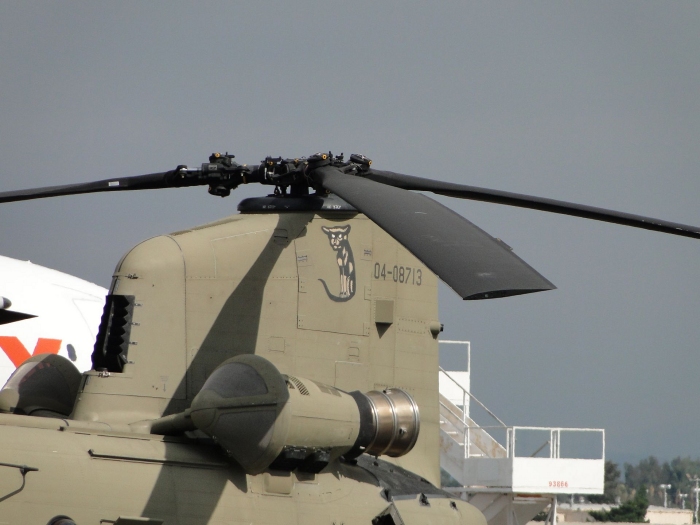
[1,2,699,465]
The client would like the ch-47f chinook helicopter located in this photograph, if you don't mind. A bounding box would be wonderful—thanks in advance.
[0,151,698,525]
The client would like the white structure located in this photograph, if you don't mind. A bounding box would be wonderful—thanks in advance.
[646,505,693,525]
[438,340,471,416]
[438,341,605,525]
[554,504,694,525]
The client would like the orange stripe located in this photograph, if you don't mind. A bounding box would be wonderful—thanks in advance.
[32,338,61,357]
[0,337,62,368]
[0,336,31,367]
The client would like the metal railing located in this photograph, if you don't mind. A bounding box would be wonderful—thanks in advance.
[440,367,505,426]
[506,426,605,460]
[439,366,604,461]
[439,366,507,459]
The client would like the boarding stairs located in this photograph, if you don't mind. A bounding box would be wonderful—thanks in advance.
[438,341,605,525]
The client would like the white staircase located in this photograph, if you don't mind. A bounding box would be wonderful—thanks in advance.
[438,341,605,525]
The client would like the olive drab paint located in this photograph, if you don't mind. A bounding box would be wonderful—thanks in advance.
[2,149,696,524]
[0,209,474,525]
[83,211,442,480]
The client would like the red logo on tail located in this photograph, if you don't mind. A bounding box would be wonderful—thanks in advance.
[0,337,61,367]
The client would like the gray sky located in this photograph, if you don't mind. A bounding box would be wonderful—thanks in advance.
[1,2,699,466]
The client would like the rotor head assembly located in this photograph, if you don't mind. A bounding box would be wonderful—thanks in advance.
[3,150,698,302]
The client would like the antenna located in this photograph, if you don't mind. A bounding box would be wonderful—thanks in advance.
[659,484,671,508]
[689,476,700,523]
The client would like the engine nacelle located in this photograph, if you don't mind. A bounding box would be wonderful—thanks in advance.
[183,354,420,474]
[0,354,81,417]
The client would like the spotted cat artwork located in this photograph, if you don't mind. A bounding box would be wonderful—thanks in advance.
[319,225,356,302]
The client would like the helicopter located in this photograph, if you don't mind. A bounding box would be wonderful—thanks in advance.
[0,151,697,525]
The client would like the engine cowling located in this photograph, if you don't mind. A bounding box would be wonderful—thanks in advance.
[184,354,420,474]
[0,354,81,417]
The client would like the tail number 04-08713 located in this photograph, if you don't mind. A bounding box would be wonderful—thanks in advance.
[373,263,422,285]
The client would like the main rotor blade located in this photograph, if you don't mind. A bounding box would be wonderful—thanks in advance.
[313,166,555,300]
[0,172,179,204]
[365,169,700,240]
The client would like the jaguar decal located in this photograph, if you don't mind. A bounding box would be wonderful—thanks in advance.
[319,225,356,302]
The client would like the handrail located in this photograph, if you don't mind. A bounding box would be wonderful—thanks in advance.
[508,425,605,433]
[440,367,507,427]
[441,397,510,455]
[443,425,602,433]
[438,397,466,423]
[439,366,604,461]
[439,416,605,460]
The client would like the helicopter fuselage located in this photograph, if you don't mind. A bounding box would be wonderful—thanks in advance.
[0,412,483,524]
[0,198,476,524]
